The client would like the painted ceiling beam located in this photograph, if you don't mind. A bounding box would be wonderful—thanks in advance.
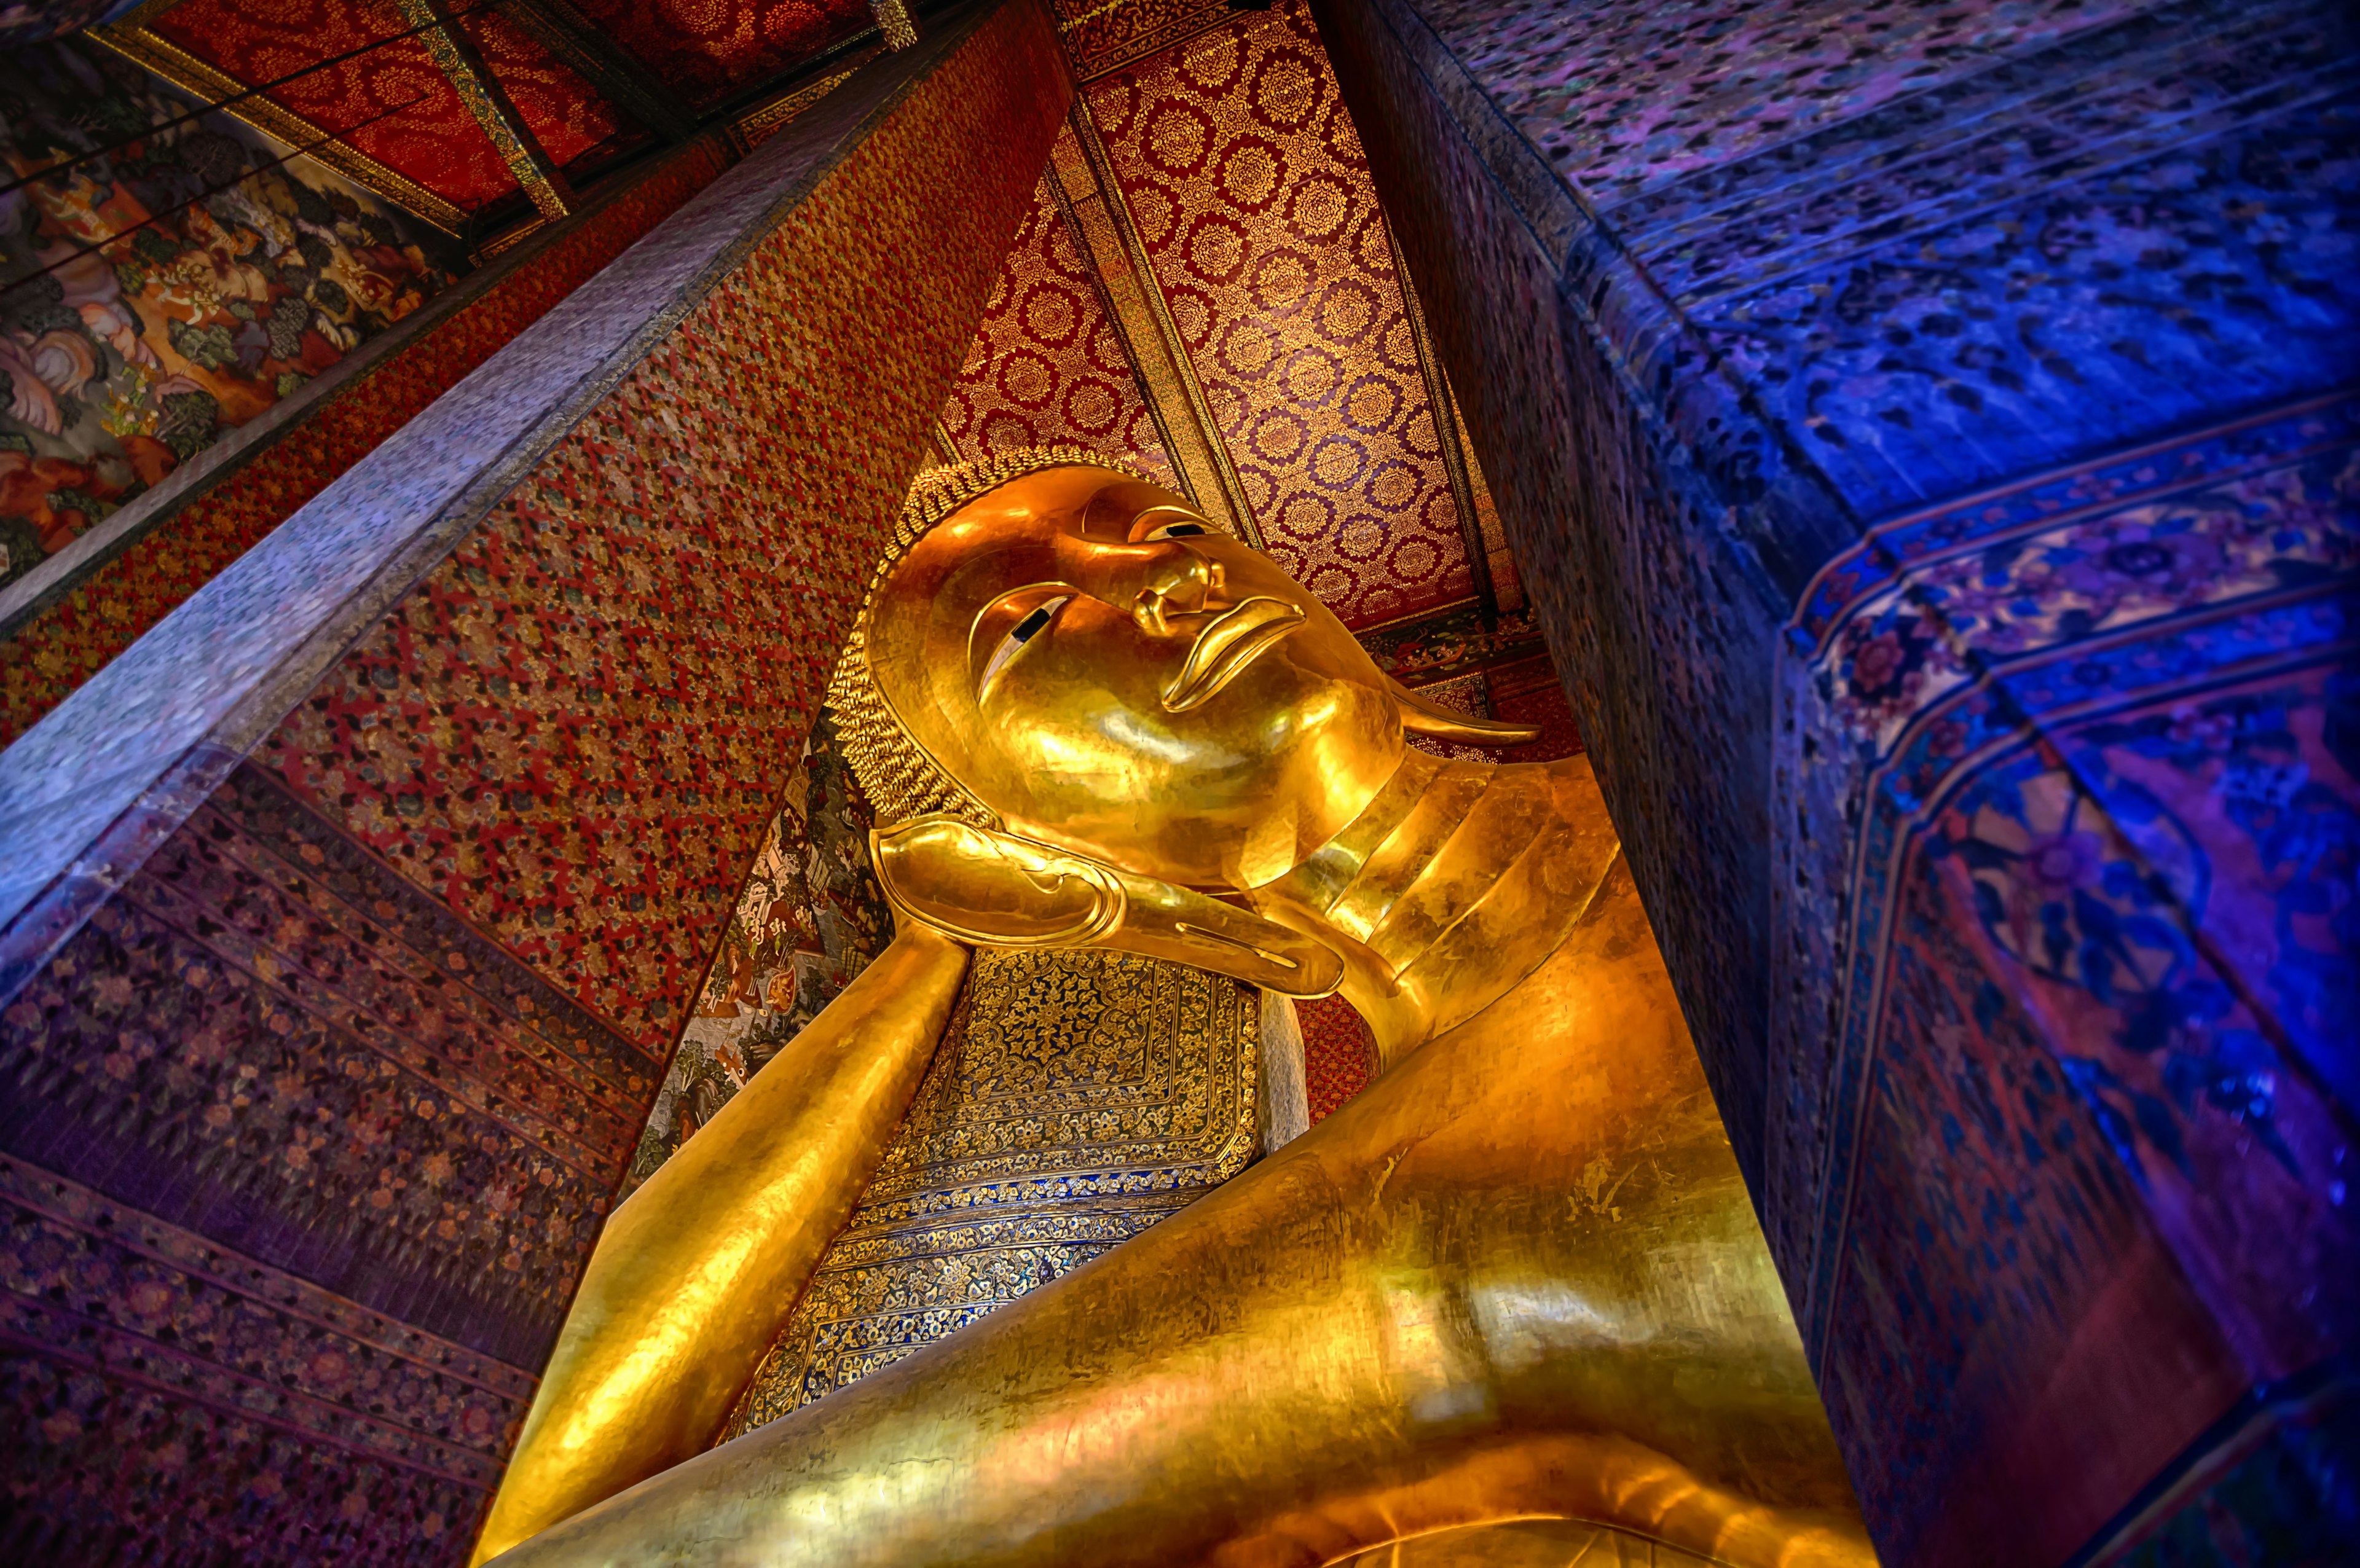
[393,0,573,221]
[1386,219,1498,627]
[1053,105,1262,546]
[495,0,698,143]
[88,22,470,235]
[869,0,918,50]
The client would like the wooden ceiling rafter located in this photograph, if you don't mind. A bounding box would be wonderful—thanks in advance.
[494,0,695,142]
[88,19,471,233]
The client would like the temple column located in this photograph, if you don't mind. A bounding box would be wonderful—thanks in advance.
[1314,0,2358,1562]
[0,2,1068,1561]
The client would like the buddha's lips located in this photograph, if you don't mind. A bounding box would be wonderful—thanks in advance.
[1163,597,1305,713]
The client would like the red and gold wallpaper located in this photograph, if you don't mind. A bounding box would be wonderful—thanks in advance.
[934,166,1176,483]
[1296,992,1374,1123]
[256,4,1066,1049]
[1084,0,1476,628]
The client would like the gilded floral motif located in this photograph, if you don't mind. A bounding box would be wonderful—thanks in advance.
[726,947,1258,1432]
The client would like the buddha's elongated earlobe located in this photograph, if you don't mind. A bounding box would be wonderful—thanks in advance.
[1390,675,1544,747]
[871,817,1345,998]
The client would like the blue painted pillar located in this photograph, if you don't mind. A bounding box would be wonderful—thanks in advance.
[1313,0,2358,1561]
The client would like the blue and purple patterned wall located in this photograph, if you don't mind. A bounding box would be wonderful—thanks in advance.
[1316,0,2358,1561]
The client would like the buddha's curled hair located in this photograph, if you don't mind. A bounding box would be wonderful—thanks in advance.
[825,445,1160,828]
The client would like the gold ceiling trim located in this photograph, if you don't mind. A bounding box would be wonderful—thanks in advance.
[1446,382,1524,616]
[1039,148,1195,513]
[1060,0,1236,84]
[1385,218,1498,625]
[471,213,546,265]
[111,0,192,25]
[395,0,573,219]
[926,418,965,467]
[1057,103,1262,546]
[731,66,862,154]
[868,0,918,51]
[90,23,470,235]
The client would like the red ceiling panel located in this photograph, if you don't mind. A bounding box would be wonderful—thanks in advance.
[157,0,638,215]
[563,0,873,108]
[158,0,512,211]
[460,9,640,171]
[1085,1,1475,628]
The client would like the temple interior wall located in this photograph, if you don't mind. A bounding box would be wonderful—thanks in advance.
[1316,0,2358,1559]
[0,6,1068,1558]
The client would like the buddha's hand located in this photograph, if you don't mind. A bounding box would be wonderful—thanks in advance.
[870,815,1342,997]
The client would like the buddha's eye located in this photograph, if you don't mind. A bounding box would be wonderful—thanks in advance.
[1133,509,1213,543]
[979,594,1069,697]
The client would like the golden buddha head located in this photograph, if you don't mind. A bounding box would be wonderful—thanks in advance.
[830,450,1414,891]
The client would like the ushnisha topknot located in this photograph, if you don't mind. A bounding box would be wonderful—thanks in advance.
[825,445,1162,827]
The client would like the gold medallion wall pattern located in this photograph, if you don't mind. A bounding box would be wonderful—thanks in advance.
[1085,0,1475,627]
[936,170,1178,481]
[724,947,1259,1432]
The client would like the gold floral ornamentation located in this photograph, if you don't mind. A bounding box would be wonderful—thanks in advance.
[724,947,1258,1431]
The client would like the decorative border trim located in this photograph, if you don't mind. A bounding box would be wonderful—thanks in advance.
[731,65,864,154]
[1061,98,1264,545]
[1062,0,1233,84]
[1386,216,1497,624]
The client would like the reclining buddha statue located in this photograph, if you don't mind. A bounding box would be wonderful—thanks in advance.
[471,450,1876,1567]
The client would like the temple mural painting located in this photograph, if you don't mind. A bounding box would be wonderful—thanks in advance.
[0,37,458,591]
[623,717,895,1198]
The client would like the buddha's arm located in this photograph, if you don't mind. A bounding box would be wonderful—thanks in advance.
[481,866,1871,1568]
[470,925,969,1564]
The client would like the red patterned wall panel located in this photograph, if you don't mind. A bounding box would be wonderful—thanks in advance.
[0,140,733,748]
[1296,990,1374,1123]
[1083,0,1474,627]
[935,168,1174,482]
[1487,654,1584,765]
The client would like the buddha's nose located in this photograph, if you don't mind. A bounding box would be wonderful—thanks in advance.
[1129,546,1227,638]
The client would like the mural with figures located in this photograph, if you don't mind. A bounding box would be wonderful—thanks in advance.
[0,39,458,593]
[624,715,895,1198]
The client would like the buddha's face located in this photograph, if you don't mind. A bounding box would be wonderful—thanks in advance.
[866,465,1405,889]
